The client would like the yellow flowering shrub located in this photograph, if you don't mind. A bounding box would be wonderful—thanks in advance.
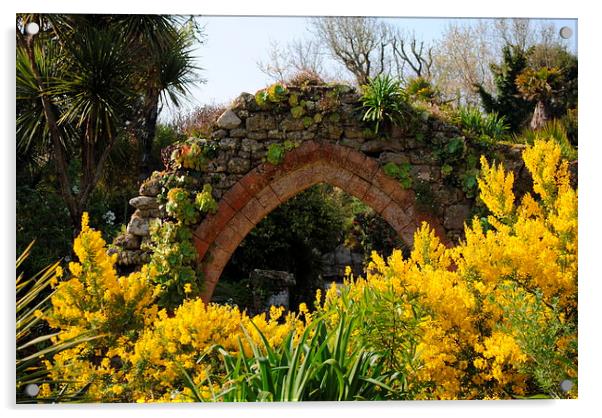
[39,138,576,402]
[316,138,577,399]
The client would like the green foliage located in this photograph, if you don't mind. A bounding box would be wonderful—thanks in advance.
[360,75,410,134]
[514,119,577,161]
[195,184,218,214]
[290,105,306,119]
[515,67,562,103]
[145,220,201,310]
[405,77,440,103]
[166,188,199,224]
[201,313,395,401]
[16,243,99,403]
[256,82,289,107]
[344,210,407,263]
[266,141,296,165]
[383,162,413,189]
[171,140,217,171]
[267,82,288,102]
[455,106,510,141]
[222,184,346,309]
[492,282,577,398]
[476,45,532,132]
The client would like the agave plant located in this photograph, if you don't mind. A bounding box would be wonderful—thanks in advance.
[360,75,409,134]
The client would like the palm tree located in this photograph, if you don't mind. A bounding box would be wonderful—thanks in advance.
[16,14,202,231]
[515,66,561,130]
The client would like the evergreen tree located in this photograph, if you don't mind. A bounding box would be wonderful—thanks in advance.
[476,44,532,132]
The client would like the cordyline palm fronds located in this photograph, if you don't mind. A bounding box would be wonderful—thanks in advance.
[16,14,202,231]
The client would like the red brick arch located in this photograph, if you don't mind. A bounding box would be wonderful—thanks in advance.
[193,140,447,302]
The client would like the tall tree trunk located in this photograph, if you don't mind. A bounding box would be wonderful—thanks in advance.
[19,32,82,234]
[530,100,550,130]
[139,89,160,179]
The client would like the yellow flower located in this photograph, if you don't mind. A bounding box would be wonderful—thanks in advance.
[183,283,192,294]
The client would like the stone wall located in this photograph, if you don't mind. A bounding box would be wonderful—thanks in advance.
[111,83,532,300]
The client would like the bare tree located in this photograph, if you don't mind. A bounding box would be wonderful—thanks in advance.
[310,17,389,86]
[431,18,569,106]
[258,38,326,82]
[388,28,434,81]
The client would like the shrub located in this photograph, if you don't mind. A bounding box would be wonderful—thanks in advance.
[455,106,510,140]
[514,119,577,161]
[171,104,226,138]
[405,77,440,103]
[360,75,410,134]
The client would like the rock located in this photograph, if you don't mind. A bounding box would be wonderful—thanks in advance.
[250,269,296,288]
[280,117,305,131]
[246,114,277,131]
[116,250,151,266]
[378,152,410,165]
[129,196,159,210]
[227,157,251,174]
[114,233,141,250]
[219,137,238,152]
[231,92,260,112]
[344,126,364,139]
[247,131,268,140]
[444,204,471,230]
[211,129,227,140]
[230,128,247,138]
[267,129,284,139]
[139,178,162,197]
[241,138,263,154]
[360,139,404,153]
[217,109,242,129]
[127,215,150,236]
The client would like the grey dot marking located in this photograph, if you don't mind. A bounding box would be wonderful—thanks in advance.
[25,22,40,36]
[559,26,573,40]
[560,379,574,392]
[24,383,40,397]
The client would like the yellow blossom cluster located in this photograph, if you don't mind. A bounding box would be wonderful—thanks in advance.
[39,138,576,402]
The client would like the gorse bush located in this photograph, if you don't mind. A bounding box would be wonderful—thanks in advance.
[33,139,576,402]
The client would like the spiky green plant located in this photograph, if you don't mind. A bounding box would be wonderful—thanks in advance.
[514,119,577,161]
[183,313,398,402]
[455,106,510,140]
[16,242,99,403]
[360,75,409,134]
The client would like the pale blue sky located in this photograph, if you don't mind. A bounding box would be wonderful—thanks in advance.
[165,16,577,118]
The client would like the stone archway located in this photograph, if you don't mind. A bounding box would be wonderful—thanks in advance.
[193,140,447,302]
[113,83,531,304]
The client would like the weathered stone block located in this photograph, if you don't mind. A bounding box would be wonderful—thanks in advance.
[129,196,159,210]
[246,114,277,131]
[230,128,247,138]
[127,215,150,236]
[217,109,242,129]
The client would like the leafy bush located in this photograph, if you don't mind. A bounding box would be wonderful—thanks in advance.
[514,119,577,161]
[32,139,577,402]
[360,75,410,134]
[171,104,226,138]
[266,141,296,165]
[405,77,440,103]
[383,162,412,189]
[455,106,510,140]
